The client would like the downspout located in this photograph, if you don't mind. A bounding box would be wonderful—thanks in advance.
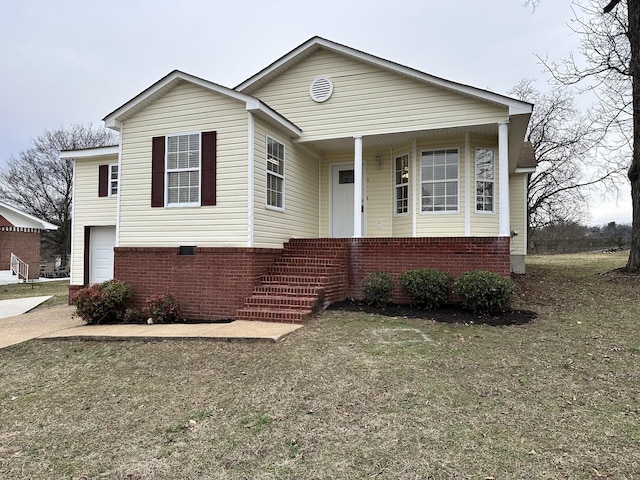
[247,112,255,247]
[115,125,123,248]
[69,158,76,282]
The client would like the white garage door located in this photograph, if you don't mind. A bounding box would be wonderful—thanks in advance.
[90,226,116,284]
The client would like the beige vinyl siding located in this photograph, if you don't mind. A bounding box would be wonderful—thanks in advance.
[70,156,118,285]
[364,148,392,237]
[251,49,508,142]
[470,136,500,236]
[252,119,320,248]
[415,136,466,237]
[509,174,528,255]
[118,82,250,247]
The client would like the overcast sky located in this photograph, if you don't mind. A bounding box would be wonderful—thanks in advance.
[0,0,631,225]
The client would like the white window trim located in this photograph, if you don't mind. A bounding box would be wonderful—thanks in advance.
[108,163,119,197]
[265,134,285,212]
[394,153,410,217]
[475,147,495,214]
[165,132,202,208]
[419,147,461,215]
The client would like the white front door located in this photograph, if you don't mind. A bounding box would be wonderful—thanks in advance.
[90,226,115,284]
[330,164,364,237]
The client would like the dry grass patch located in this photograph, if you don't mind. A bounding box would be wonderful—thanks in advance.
[0,252,638,479]
[0,279,69,308]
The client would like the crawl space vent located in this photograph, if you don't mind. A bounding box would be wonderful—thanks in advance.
[309,77,333,103]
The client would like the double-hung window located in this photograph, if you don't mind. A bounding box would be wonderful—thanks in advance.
[475,148,495,213]
[166,133,200,206]
[109,164,118,197]
[98,163,118,198]
[395,154,409,215]
[266,136,285,210]
[421,149,459,212]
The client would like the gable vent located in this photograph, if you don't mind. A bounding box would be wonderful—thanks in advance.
[309,76,333,103]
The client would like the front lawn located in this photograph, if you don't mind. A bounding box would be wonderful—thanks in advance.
[0,252,638,479]
[0,279,69,307]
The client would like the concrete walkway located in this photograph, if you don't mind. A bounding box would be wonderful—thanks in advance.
[0,303,303,350]
[0,296,53,319]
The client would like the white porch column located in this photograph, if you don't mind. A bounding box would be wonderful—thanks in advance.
[353,135,363,238]
[498,121,510,237]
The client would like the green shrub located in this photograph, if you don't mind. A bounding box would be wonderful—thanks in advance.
[123,307,145,324]
[362,271,395,307]
[71,279,133,324]
[453,270,515,315]
[399,268,452,309]
[143,294,184,324]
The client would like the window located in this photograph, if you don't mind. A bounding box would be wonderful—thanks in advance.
[98,163,118,198]
[109,164,118,196]
[475,148,495,212]
[151,131,216,208]
[166,133,200,206]
[421,149,459,212]
[266,136,285,209]
[395,154,409,214]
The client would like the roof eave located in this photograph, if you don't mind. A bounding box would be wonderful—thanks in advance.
[0,201,59,231]
[102,70,300,137]
[60,145,120,160]
[246,100,302,137]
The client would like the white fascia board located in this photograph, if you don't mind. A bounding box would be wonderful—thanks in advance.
[60,145,120,160]
[236,37,534,115]
[101,70,299,137]
[103,70,250,126]
[515,167,537,174]
[235,37,322,91]
[246,100,302,137]
[0,201,59,230]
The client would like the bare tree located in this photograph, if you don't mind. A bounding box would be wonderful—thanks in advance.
[510,80,626,234]
[0,124,119,264]
[539,0,640,271]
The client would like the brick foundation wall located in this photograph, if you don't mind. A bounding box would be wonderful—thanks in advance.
[77,237,511,321]
[113,247,282,321]
[0,227,42,279]
[344,237,511,302]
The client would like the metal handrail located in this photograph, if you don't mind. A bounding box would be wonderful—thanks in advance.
[9,253,29,282]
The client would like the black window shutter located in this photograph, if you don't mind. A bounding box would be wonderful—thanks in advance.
[98,164,108,197]
[201,131,217,206]
[151,136,165,207]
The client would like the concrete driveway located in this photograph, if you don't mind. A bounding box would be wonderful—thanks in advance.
[0,305,82,349]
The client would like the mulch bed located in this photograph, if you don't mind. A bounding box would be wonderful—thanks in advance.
[326,300,537,326]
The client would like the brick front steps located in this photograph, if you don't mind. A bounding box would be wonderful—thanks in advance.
[235,237,511,324]
[235,239,349,324]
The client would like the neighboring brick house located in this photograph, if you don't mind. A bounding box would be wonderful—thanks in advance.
[0,201,58,280]
[63,37,536,323]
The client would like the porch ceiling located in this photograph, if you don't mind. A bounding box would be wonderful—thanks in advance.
[297,124,498,153]
[296,120,529,173]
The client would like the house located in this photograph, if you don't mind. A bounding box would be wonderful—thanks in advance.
[62,37,535,323]
[0,200,58,281]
